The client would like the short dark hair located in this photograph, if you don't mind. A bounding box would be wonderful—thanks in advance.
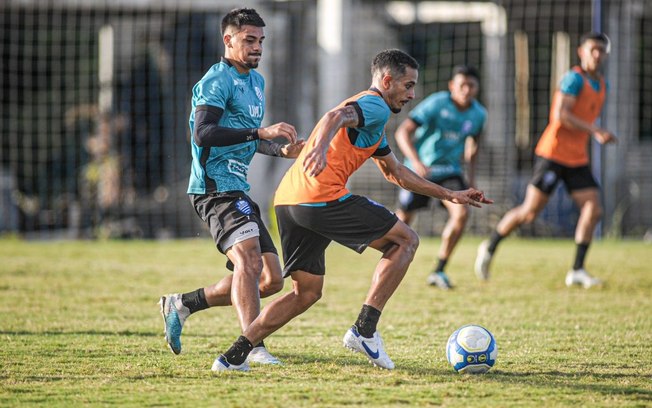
[451,64,480,82]
[580,32,609,46]
[371,49,419,80]
[221,8,265,35]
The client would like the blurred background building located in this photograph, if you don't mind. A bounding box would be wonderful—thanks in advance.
[1,0,650,240]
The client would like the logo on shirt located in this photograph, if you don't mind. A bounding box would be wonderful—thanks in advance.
[227,159,249,179]
[462,120,474,134]
[255,86,264,101]
[249,104,263,119]
[441,108,451,119]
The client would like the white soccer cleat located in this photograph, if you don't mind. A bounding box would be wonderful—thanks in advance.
[474,240,492,281]
[343,326,395,370]
[565,268,603,288]
[246,346,283,365]
[211,355,250,372]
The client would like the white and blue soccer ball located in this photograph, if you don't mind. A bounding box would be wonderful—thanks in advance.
[446,324,497,374]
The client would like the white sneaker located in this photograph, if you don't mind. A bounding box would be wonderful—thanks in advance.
[211,355,250,372]
[474,240,492,281]
[565,268,603,288]
[246,346,282,365]
[343,326,395,370]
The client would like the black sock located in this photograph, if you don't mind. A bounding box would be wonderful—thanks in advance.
[181,288,209,314]
[223,336,254,366]
[573,242,590,270]
[355,304,381,338]
[487,230,505,254]
[435,258,447,273]
[254,341,265,349]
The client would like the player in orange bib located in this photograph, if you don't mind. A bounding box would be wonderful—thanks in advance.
[475,32,617,288]
[212,49,492,371]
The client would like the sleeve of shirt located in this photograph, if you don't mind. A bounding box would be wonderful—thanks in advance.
[408,94,440,127]
[195,70,232,109]
[357,95,390,129]
[559,71,584,97]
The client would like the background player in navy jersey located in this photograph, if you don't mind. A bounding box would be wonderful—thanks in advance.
[395,65,487,289]
[159,7,303,365]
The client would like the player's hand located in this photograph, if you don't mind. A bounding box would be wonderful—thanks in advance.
[449,188,493,208]
[281,139,305,158]
[259,122,297,144]
[302,146,327,177]
[593,129,617,145]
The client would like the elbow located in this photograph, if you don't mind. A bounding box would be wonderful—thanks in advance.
[193,127,206,147]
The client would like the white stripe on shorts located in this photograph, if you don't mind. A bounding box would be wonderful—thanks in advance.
[221,221,260,252]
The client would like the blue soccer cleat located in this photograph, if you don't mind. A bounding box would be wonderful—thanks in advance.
[211,355,250,372]
[159,294,186,355]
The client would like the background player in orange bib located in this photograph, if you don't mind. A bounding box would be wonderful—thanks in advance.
[475,32,617,288]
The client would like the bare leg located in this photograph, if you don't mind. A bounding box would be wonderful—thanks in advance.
[225,237,264,332]
[496,185,550,236]
[438,201,469,261]
[243,271,324,346]
[203,252,284,309]
[570,188,602,244]
[364,220,419,311]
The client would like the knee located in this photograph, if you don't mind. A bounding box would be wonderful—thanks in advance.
[235,251,264,277]
[521,209,539,225]
[404,229,420,259]
[585,202,603,222]
[296,287,322,309]
[259,275,284,298]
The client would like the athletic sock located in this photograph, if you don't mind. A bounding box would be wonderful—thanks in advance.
[181,288,209,314]
[435,258,448,273]
[254,341,265,349]
[573,242,590,270]
[355,304,381,338]
[222,336,254,366]
[487,230,505,254]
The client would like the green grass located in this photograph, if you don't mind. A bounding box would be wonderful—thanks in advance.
[1,236,650,407]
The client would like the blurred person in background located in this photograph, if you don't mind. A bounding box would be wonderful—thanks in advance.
[394,65,487,290]
[475,32,616,288]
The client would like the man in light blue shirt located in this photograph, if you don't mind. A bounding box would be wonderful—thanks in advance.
[395,65,487,289]
[159,8,302,366]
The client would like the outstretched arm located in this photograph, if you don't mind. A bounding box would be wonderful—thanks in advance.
[372,152,492,208]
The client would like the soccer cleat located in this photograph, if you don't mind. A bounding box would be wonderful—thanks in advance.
[211,355,250,372]
[565,268,603,288]
[474,240,493,281]
[159,294,187,355]
[427,271,453,289]
[342,325,395,370]
[246,346,283,365]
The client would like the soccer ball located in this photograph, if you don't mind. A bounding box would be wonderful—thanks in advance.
[446,324,497,374]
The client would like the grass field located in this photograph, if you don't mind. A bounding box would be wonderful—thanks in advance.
[1,236,651,407]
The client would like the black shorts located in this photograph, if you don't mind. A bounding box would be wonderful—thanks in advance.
[274,195,398,277]
[190,192,277,256]
[530,156,599,195]
[397,175,468,212]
